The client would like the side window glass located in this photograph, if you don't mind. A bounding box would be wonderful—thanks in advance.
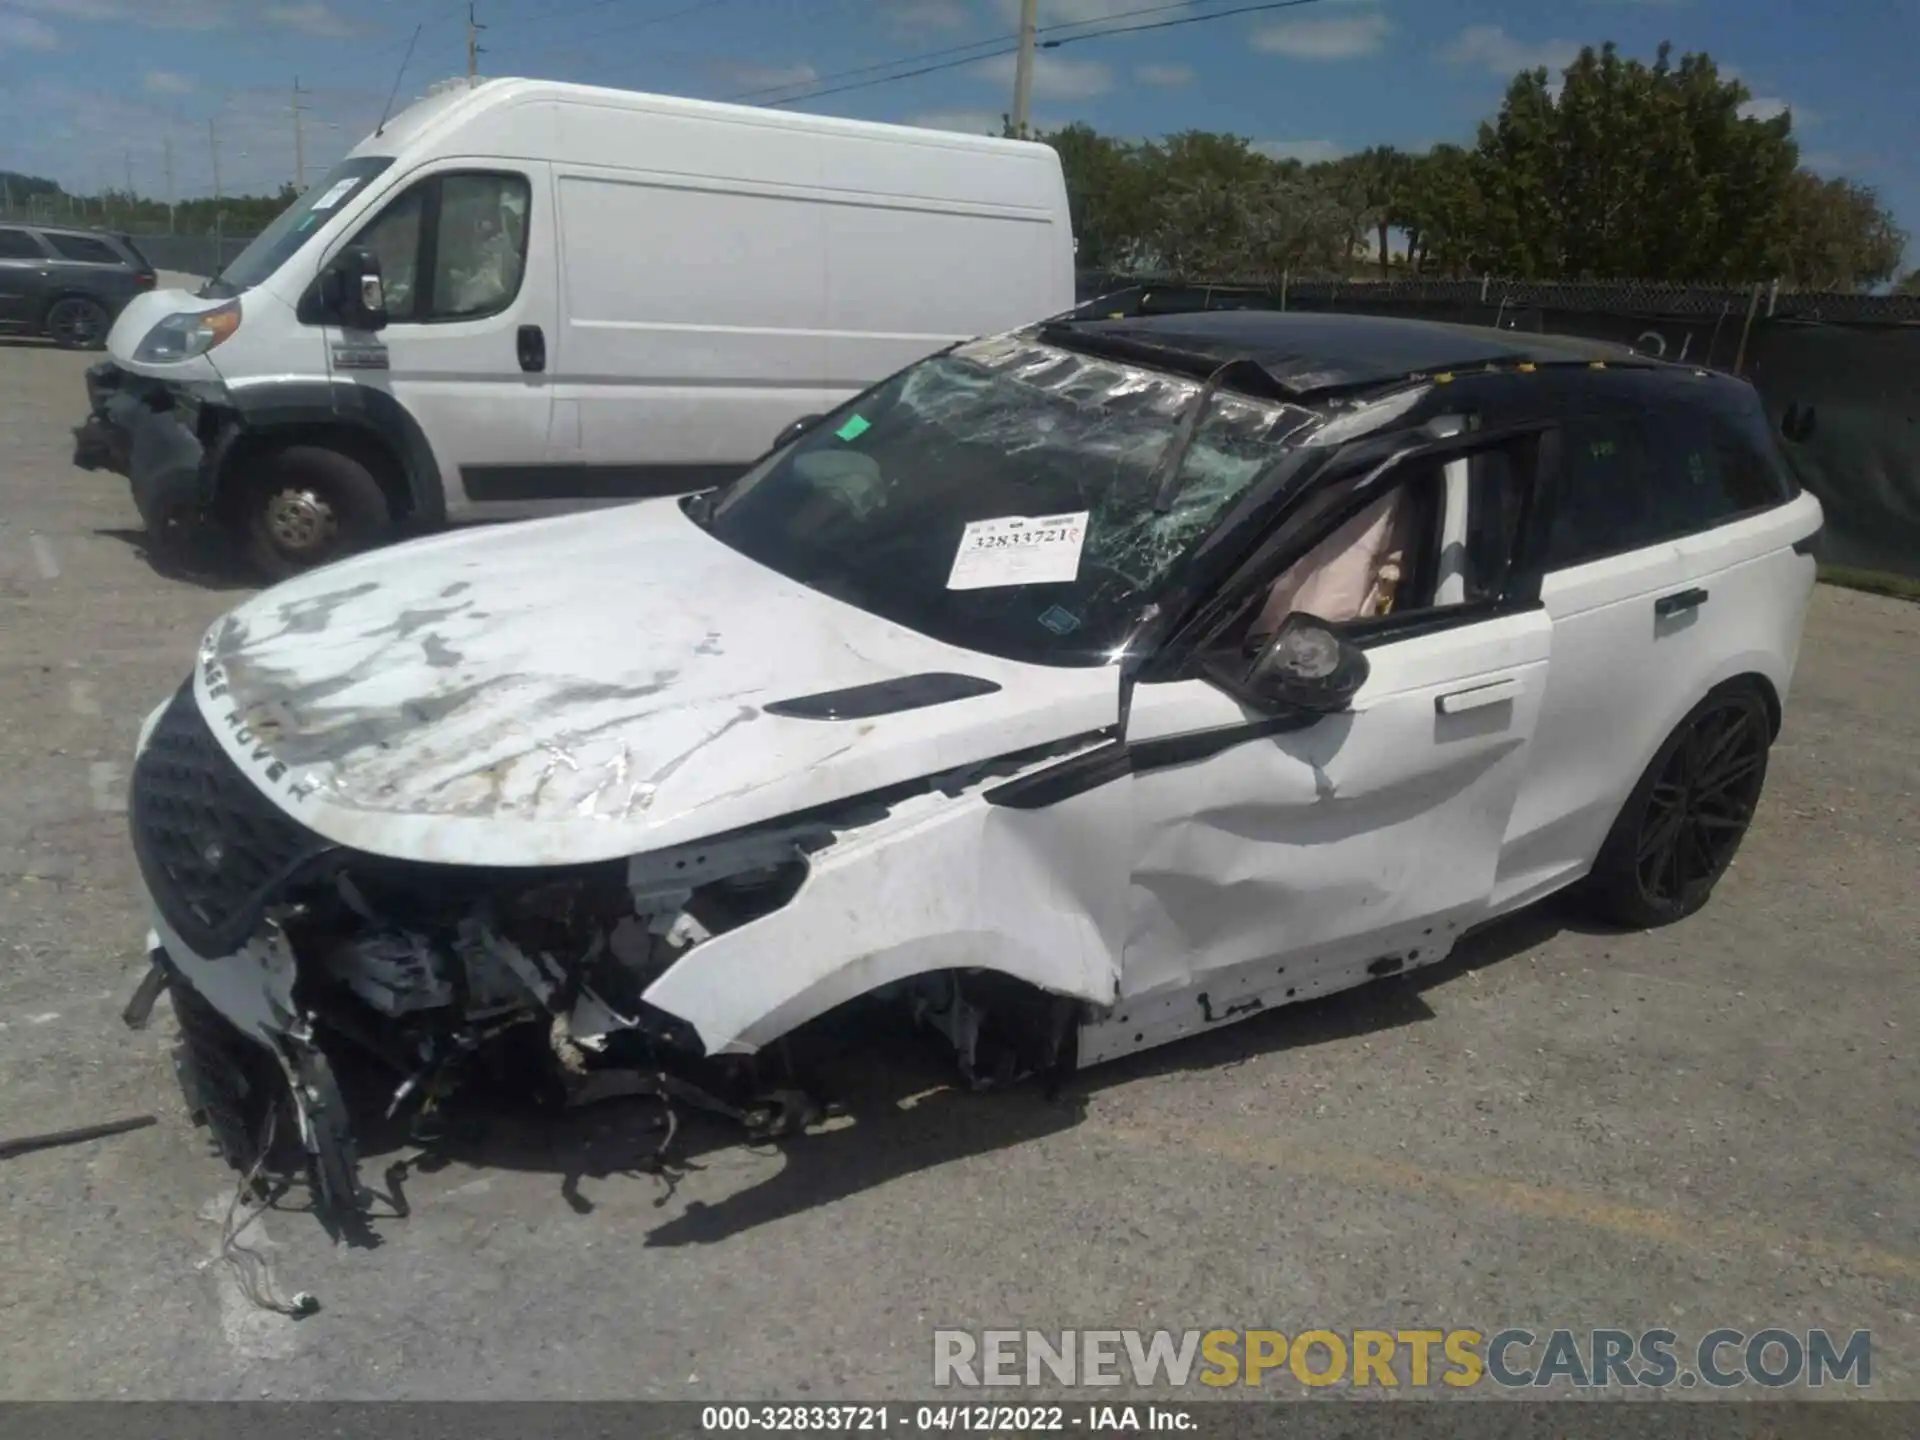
[429,173,530,321]
[46,233,121,264]
[0,228,43,259]
[349,187,425,322]
[1234,435,1534,651]
[1643,404,1787,537]
[1543,415,1656,567]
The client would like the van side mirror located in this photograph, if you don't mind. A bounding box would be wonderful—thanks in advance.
[1246,614,1371,713]
[319,246,388,332]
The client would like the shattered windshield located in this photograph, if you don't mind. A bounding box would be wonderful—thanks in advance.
[691,335,1318,666]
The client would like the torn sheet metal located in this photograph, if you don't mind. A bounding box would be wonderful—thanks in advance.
[639,757,1133,1056]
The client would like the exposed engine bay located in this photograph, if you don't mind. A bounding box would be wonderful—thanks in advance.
[132,688,1096,1238]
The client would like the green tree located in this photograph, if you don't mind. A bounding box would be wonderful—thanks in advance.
[1772,172,1908,289]
[1037,122,1155,271]
[1400,144,1482,275]
[1346,145,1417,279]
[1470,42,1802,281]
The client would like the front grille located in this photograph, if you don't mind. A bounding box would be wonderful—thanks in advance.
[131,683,334,957]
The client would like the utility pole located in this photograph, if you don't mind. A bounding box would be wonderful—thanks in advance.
[209,117,222,204]
[124,150,135,199]
[292,77,308,192]
[164,134,176,232]
[1011,0,1038,137]
[467,3,485,81]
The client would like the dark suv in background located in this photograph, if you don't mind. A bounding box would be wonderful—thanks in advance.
[0,224,156,349]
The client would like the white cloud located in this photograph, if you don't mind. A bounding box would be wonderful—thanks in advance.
[1439,24,1580,76]
[1254,138,1347,163]
[1250,12,1393,61]
[719,61,820,94]
[144,69,196,95]
[1135,62,1194,87]
[0,13,59,49]
[907,110,1010,136]
[975,50,1114,99]
[263,3,352,39]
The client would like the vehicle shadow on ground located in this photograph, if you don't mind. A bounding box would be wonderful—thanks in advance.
[0,336,62,350]
[91,526,257,592]
[359,893,1615,1247]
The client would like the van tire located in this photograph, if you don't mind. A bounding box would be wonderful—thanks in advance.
[1581,681,1773,929]
[242,443,391,581]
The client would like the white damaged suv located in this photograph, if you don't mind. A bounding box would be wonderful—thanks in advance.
[126,310,1822,1229]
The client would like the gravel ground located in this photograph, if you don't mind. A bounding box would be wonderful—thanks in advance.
[1,338,1916,1403]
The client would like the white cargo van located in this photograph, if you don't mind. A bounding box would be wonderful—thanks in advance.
[72,77,1077,576]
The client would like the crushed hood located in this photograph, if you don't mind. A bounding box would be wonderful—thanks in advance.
[194,500,1119,866]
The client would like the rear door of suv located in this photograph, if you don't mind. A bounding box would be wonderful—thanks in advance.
[1491,373,1813,911]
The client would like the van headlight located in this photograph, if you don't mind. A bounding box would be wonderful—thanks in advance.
[134,302,241,363]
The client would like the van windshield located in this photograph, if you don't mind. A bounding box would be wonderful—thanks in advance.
[202,156,394,298]
[689,335,1317,667]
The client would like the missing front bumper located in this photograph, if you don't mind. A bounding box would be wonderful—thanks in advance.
[72,363,218,533]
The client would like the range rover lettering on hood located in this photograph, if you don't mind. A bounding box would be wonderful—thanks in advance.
[189,499,1120,867]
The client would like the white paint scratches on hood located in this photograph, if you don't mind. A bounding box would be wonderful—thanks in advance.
[194,500,1120,866]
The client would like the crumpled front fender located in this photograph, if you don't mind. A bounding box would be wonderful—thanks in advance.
[640,776,1133,1056]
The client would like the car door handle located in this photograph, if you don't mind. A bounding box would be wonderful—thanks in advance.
[1654,587,1709,618]
[516,324,545,373]
[1436,677,1521,715]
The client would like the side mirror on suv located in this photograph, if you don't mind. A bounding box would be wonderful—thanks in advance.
[1245,614,1371,713]
[317,247,389,332]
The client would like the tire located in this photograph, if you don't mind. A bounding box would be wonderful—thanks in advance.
[45,296,111,350]
[242,443,392,581]
[1582,682,1773,929]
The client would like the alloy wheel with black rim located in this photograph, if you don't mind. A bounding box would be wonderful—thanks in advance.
[1587,684,1772,928]
[46,297,110,350]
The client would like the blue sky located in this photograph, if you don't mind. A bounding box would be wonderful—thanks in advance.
[1,0,1912,269]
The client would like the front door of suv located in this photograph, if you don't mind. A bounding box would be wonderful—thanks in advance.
[1092,429,1554,1061]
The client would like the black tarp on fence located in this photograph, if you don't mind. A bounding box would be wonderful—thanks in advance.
[1075,274,1920,579]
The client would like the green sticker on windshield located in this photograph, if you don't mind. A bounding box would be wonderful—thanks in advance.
[835,414,871,442]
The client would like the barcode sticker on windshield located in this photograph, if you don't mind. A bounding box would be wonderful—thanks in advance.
[309,178,360,212]
[946,511,1089,590]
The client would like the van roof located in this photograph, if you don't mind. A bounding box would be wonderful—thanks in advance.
[359,76,1054,159]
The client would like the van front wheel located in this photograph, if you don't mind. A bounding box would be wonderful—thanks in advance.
[243,444,391,580]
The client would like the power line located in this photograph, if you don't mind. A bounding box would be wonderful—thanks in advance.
[727,0,1218,103]
[739,0,1330,109]
[504,0,733,56]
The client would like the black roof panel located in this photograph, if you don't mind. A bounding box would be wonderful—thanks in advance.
[1051,309,1644,397]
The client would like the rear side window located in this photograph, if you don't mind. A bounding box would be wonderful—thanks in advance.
[1544,401,1789,569]
[1544,415,1655,567]
[46,233,124,264]
[0,228,43,260]
[1643,403,1787,537]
